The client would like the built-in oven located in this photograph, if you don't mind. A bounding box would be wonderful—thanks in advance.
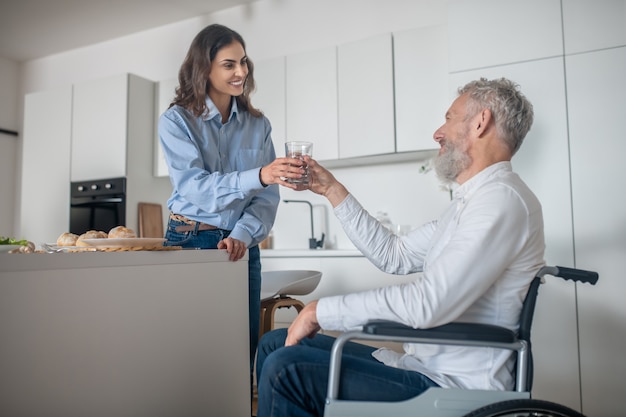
[70,177,126,235]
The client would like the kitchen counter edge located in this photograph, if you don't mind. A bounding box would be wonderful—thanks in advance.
[260,249,363,258]
[0,249,242,273]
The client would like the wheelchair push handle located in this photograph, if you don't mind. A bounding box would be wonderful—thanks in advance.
[544,265,599,285]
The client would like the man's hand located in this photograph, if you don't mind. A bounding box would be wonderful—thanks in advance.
[305,157,349,207]
[217,237,247,261]
[285,300,321,346]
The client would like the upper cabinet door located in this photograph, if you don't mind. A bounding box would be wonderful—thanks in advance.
[286,47,338,161]
[448,0,563,72]
[71,74,128,181]
[338,33,395,159]
[254,56,286,159]
[394,25,449,152]
[562,0,626,54]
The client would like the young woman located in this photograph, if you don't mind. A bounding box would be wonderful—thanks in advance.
[158,23,305,384]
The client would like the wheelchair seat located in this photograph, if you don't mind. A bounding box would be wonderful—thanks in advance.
[324,265,598,417]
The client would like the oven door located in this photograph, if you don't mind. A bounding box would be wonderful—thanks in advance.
[70,197,125,235]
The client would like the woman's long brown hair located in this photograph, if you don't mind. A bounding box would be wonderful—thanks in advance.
[171,23,261,118]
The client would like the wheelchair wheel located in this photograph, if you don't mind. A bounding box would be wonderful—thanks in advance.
[462,399,585,417]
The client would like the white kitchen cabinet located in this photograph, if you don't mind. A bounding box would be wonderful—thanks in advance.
[20,86,73,245]
[71,73,159,234]
[20,74,158,243]
[393,25,448,152]
[447,0,563,72]
[338,33,395,159]
[71,73,155,182]
[253,56,286,159]
[449,58,578,409]
[286,46,338,161]
[154,77,177,177]
[562,0,626,54]
[567,46,626,417]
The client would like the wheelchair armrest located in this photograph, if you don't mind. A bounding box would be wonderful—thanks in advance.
[362,320,516,344]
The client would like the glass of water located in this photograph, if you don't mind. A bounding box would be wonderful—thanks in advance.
[285,141,313,185]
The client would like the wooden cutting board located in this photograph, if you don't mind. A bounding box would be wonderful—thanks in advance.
[138,202,164,238]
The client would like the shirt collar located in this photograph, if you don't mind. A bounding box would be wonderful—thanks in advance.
[453,161,512,200]
[202,96,241,123]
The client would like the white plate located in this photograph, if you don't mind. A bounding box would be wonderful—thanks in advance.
[44,244,85,252]
[78,238,166,248]
[0,244,23,253]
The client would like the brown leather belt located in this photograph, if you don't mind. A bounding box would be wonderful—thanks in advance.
[170,213,219,232]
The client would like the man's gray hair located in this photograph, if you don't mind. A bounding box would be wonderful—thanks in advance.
[459,78,534,155]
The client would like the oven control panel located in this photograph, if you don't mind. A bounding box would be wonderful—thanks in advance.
[71,177,126,197]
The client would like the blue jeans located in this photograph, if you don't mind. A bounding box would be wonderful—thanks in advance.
[256,328,440,417]
[164,217,261,375]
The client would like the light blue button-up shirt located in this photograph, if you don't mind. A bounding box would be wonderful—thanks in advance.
[158,96,279,247]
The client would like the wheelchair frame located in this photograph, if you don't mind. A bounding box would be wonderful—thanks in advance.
[324,266,599,417]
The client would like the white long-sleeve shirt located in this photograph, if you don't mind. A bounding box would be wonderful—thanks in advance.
[316,161,545,391]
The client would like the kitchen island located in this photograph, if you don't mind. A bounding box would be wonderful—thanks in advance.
[0,249,250,417]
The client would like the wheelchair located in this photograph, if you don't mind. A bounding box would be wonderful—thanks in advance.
[324,265,599,417]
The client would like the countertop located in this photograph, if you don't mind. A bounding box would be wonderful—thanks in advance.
[0,248,242,272]
[0,248,362,271]
[260,249,363,258]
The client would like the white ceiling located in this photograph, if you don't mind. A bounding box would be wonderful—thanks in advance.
[0,0,257,62]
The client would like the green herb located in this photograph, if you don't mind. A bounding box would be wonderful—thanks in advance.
[0,236,29,246]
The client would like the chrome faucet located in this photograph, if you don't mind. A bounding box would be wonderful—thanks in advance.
[283,199,325,249]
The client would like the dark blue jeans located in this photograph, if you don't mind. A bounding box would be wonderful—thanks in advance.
[256,328,439,417]
[164,217,261,375]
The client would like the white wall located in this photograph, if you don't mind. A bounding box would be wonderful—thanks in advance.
[275,161,450,250]
[17,0,449,94]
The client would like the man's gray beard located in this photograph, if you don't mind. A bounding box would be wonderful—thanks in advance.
[434,145,472,184]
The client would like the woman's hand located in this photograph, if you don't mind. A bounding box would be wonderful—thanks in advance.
[260,157,307,190]
[285,301,321,346]
[217,237,247,261]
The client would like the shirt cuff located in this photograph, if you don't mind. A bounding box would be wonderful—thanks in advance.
[316,295,345,330]
[240,167,265,193]
[258,167,268,187]
[333,193,362,223]
[229,228,253,247]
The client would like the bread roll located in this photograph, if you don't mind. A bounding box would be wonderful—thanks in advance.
[57,232,78,246]
[108,226,137,239]
[76,230,108,246]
